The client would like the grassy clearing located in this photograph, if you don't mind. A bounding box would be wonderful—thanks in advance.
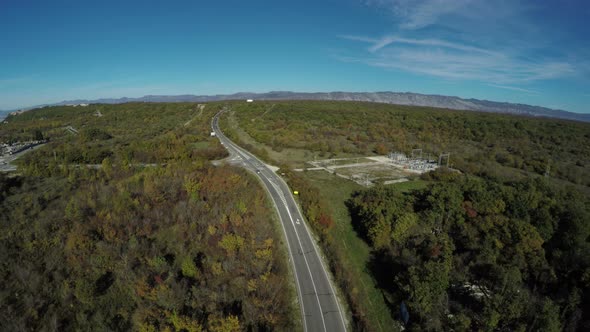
[314,157,377,166]
[387,178,430,192]
[340,157,376,165]
[191,140,212,149]
[301,170,398,331]
[334,164,409,180]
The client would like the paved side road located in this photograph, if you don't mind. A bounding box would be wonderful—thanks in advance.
[0,143,47,172]
[212,110,347,332]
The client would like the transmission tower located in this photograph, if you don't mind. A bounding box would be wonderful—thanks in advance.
[411,149,423,160]
[438,153,450,167]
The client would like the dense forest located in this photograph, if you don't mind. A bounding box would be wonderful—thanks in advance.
[1,103,226,167]
[225,100,590,331]
[230,101,590,188]
[0,103,297,331]
[2,100,589,331]
[348,170,589,330]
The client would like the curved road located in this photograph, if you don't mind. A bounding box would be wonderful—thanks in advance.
[212,110,347,332]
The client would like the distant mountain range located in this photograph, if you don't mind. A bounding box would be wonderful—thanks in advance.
[4,91,590,122]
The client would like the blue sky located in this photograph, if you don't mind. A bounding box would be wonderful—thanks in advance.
[1,0,589,113]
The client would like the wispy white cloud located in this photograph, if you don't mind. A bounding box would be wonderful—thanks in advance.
[342,35,500,56]
[488,84,539,94]
[350,0,589,85]
[340,34,575,84]
[339,35,379,44]
[364,0,473,29]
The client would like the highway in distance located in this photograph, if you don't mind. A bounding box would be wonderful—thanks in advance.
[212,110,347,332]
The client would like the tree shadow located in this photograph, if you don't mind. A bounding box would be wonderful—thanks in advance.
[344,192,372,245]
[366,249,409,319]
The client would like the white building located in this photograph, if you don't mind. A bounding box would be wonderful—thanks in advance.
[246,99,253,103]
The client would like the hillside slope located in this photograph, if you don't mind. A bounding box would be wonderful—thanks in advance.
[8,91,588,123]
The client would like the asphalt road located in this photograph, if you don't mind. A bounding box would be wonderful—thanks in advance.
[212,110,347,332]
[0,143,47,172]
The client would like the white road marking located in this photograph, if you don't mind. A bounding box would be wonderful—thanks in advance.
[284,181,349,331]
[276,184,328,332]
[212,112,343,332]
[211,117,310,331]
